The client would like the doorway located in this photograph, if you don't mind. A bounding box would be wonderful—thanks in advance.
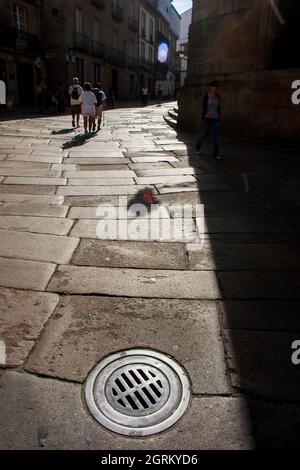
[112,69,119,99]
[17,62,34,106]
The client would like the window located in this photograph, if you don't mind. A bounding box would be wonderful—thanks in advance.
[13,4,27,31]
[129,39,135,57]
[149,19,154,42]
[93,21,99,42]
[113,30,118,49]
[76,8,82,34]
[129,0,134,17]
[75,58,84,84]
[141,11,146,37]
[148,45,153,62]
[141,41,145,59]
[93,63,101,84]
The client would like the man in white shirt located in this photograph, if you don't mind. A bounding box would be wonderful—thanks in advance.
[68,77,83,128]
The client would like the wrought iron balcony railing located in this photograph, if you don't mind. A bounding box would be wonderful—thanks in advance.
[111,4,124,22]
[106,46,126,67]
[91,0,105,8]
[91,40,106,58]
[73,32,90,53]
[0,25,39,54]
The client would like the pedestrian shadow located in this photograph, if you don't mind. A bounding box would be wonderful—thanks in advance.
[61,131,97,149]
[169,123,300,450]
[51,128,75,135]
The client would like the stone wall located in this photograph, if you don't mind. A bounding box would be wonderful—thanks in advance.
[178,0,300,143]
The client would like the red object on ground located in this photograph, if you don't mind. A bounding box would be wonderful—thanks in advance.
[143,190,159,204]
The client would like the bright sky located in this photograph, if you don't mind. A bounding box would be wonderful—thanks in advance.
[171,0,193,14]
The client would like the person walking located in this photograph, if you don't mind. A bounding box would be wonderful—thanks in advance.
[195,80,221,160]
[79,82,97,134]
[157,84,163,105]
[68,77,83,128]
[92,83,106,132]
[37,79,47,114]
[107,88,115,109]
[55,81,66,114]
[141,85,148,106]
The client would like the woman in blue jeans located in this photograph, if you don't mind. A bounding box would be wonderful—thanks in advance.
[196,81,221,160]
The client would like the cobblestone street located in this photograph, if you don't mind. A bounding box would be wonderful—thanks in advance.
[0,102,299,449]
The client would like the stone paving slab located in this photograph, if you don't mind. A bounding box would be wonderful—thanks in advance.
[0,185,56,195]
[0,257,56,291]
[6,154,63,164]
[129,163,173,170]
[64,170,135,178]
[0,194,64,205]
[135,175,197,185]
[57,185,148,196]
[47,266,220,298]
[51,164,77,171]
[0,203,68,218]
[136,168,203,176]
[68,206,182,219]
[224,329,300,401]
[67,178,135,186]
[72,240,189,269]
[65,157,129,165]
[195,216,296,233]
[188,242,300,270]
[250,401,300,449]
[0,229,79,264]
[131,156,178,163]
[77,164,129,171]
[0,169,61,178]
[70,219,197,242]
[0,161,51,170]
[26,296,228,394]
[218,271,300,299]
[0,288,59,366]
[0,215,73,236]
[0,371,252,450]
[4,177,67,186]
[220,301,300,332]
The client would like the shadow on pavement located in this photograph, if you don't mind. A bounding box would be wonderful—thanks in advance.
[172,125,300,449]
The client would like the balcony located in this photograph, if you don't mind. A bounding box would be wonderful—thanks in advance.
[91,40,106,58]
[156,30,169,46]
[141,29,146,39]
[128,17,139,33]
[106,46,126,67]
[0,25,39,54]
[146,0,158,9]
[111,4,124,22]
[73,32,90,53]
[91,0,105,8]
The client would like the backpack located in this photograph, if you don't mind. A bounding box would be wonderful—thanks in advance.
[93,89,104,107]
[71,86,80,100]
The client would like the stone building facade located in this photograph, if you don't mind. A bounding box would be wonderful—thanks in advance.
[178,0,300,143]
[0,0,181,105]
[0,0,44,107]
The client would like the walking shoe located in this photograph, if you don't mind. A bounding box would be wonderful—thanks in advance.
[72,120,75,128]
[92,123,96,132]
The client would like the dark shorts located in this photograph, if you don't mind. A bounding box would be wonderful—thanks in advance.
[71,104,81,115]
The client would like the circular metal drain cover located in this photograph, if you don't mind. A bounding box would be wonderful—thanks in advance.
[85,349,191,436]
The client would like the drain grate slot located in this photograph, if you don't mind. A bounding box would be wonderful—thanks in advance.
[125,395,139,410]
[115,378,126,392]
[137,369,149,381]
[121,373,134,389]
[134,391,149,409]
[142,387,157,405]
[129,370,142,385]
[150,383,162,398]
